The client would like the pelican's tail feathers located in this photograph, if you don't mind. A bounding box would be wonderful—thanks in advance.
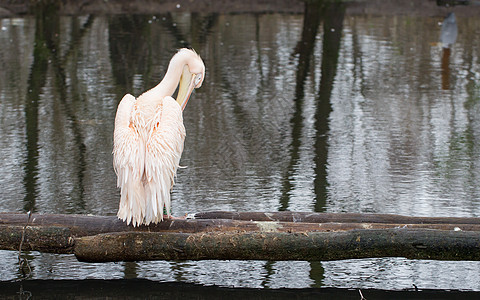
[144,178,171,224]
[117,178,146,227]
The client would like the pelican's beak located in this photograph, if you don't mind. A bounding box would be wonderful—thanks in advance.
[177,65,201,111]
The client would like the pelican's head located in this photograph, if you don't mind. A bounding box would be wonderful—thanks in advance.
[176,48,205,110]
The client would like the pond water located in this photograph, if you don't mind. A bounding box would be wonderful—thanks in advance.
[1,0,480,294]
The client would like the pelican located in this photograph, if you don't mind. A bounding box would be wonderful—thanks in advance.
[113,48,205,226]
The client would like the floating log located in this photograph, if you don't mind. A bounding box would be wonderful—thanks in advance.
[75,229,480,262]
[194,211,480,225]
[3,211,480,232]
[1,211,480,262]
[0,225,75,254]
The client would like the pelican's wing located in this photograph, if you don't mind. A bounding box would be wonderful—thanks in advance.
[113,94,146,226]
[144,96,186,224]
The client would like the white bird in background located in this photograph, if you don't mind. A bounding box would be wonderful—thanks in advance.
[113,48,205,226]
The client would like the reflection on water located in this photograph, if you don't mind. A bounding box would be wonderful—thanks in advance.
[440,12,457,89]
[1,0,480,292]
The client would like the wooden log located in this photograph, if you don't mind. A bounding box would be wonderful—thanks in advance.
[2,212,480,261]
[0,225,74,254]
[75,229,480,262]
[193,211,480,225]
[0,213,130,236]
[2,221,480,255]
[3,212,480,233]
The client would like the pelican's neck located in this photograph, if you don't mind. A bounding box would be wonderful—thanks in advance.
[138,51,191,105]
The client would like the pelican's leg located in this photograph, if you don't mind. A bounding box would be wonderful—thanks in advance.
[163,205,186,220]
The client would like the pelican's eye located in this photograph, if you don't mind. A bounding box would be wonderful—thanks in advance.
[194,74,202,87]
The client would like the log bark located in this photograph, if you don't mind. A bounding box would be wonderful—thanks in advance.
[75,229,480,262]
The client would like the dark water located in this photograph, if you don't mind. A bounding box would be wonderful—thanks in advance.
[1,0,480,294]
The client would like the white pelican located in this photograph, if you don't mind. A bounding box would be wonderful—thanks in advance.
[113,48,205,226]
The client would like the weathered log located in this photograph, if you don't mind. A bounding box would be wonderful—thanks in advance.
[3,211,480,232]
[4,211,480,226]
[75,229,480,262]
[0,225,74,254]
[3,221,480,255]
[2,212,480,261]
[193,211,480,225]
[0,213,131,236]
